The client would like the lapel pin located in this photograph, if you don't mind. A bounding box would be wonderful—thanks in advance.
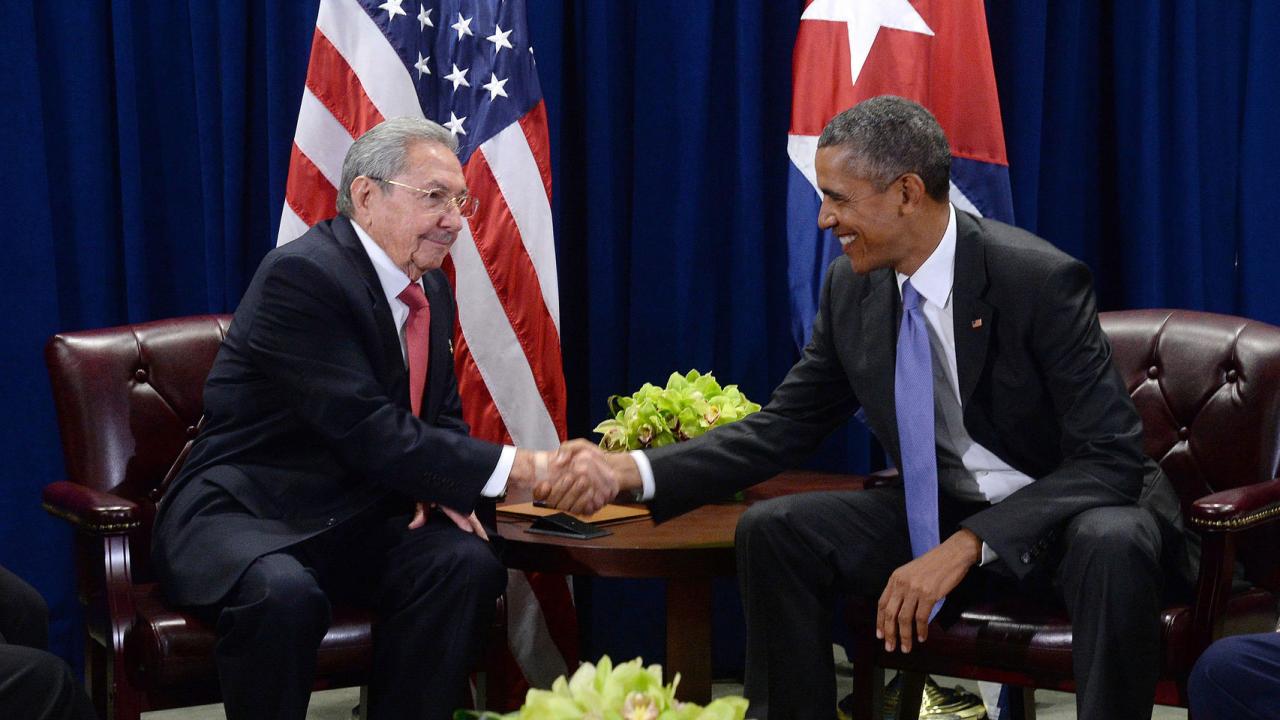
[971,319,983,329]
[448,339,454,355]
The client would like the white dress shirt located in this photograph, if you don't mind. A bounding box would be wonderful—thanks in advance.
[632,205,1031,563]
[351,221,514,497]
[894,205,1034,505]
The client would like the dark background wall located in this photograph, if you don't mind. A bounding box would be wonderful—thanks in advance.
[2,0,1276,677]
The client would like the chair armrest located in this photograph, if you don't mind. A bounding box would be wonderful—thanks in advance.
[1189,477,1280,532]
[42,481,142,534]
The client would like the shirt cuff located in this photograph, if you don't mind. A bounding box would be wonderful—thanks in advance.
[481,445,517,497]
[978,541,998,567]
[628,450,656,501]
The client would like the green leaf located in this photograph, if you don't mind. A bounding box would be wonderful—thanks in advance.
[691,373,722,397]
[488,656,746,720]
[696,697,751,720]
[516,690,584,719]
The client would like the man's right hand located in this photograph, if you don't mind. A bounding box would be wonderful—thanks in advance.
[533,440,620,516]
[511,442,645,516]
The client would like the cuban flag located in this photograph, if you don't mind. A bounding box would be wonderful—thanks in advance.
[276,0,575,708]
[786,0,1014,349]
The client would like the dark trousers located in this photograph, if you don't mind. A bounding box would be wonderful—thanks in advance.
[735,486,1167,720]
[207,502,507,720]
[0,565,97,720]
[1189,631,1280,720]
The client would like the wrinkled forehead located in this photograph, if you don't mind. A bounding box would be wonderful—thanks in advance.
[815,145,880,193]
[400,140,467,192]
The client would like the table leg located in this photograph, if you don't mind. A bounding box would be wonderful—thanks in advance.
[665,577,713,704]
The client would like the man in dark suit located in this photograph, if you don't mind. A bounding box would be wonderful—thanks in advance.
[1189,630,1280,719]
[562,96,1190,719]
[152,117,616,720]
[0,565,96,720]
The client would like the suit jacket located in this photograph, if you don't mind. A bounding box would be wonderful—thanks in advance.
[646,210,1187,581]
[152,216,502,606]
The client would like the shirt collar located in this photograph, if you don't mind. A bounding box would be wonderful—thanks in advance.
[350,219,418,302]
[895,203,957,309]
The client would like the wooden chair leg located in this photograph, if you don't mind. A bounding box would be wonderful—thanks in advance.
[849,662,883,720]
[107,656,143,720]
[895,671,926,720]
[356,685,369,720]
[85,637,109,720]
[1004,686,1036,720]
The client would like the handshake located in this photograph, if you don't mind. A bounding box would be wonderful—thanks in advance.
[516,439,639,516]
[410,440,638,536]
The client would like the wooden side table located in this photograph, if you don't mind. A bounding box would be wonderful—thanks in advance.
[496,470,869,703]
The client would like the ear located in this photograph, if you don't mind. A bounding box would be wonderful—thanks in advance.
[897,173,928,213]
[350,176,378,216]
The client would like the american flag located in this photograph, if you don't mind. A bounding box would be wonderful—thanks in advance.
[276,0,575,707]
[785,0,1014,349]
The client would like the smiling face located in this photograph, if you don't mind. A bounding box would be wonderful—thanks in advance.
[349,140,466,281]
[815,145,920,276]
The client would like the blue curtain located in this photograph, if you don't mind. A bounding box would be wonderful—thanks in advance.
[2,0,1277,678]
[0,0,320,669]
[988,0,1280,322]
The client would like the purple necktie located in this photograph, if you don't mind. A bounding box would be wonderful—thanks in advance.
[894,280,944,620]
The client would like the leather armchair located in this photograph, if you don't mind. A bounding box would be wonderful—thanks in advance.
[41,315,504,720]
[846,309,1280,720]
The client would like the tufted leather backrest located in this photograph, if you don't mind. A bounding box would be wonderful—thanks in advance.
[45,315,232,503]
[1101,309,1280,588]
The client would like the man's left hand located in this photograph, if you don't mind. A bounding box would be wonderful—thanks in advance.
[534,440,620,516]
[876,528,982,653]
[407,502,489,541]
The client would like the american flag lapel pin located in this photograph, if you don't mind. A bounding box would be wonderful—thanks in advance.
[971,318,983,329]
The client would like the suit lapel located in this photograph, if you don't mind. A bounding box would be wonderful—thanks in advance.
[857,269,900,457]
[330,217,408,397]
[951,212,992,408]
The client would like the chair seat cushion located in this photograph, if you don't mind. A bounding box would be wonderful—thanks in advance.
[125,582,374,691]
[848,588,1277,680]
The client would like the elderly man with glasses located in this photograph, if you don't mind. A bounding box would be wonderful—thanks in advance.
[152,117,618,720]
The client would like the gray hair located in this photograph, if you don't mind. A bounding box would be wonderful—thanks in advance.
[336,117,459,217]
[817,96,951,202]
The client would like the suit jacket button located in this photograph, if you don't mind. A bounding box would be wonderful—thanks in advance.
[1020,551,1032,564]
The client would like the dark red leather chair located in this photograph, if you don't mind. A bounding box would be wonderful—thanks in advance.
[41,315,503,720]
[847,309,1280,720]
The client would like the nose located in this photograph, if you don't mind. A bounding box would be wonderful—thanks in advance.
[817,201,837,231]
[437,207,464,233]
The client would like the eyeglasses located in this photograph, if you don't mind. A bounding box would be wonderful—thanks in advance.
[369,177,480,218]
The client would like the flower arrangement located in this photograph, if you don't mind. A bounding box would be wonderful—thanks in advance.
[593,370,762,452]
[456,656,749,720]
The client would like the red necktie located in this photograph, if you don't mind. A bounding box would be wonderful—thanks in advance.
[397,281,430,417]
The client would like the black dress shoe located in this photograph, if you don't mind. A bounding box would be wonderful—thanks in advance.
[837,674,987,720]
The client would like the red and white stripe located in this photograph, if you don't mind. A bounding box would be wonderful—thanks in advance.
[278,0,574,700]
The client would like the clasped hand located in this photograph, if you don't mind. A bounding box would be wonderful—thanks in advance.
[529,439,621,516]
[406,440,622,539]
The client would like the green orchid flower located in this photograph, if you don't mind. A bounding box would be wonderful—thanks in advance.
[454,656,747,720]
[593,371,760,451]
